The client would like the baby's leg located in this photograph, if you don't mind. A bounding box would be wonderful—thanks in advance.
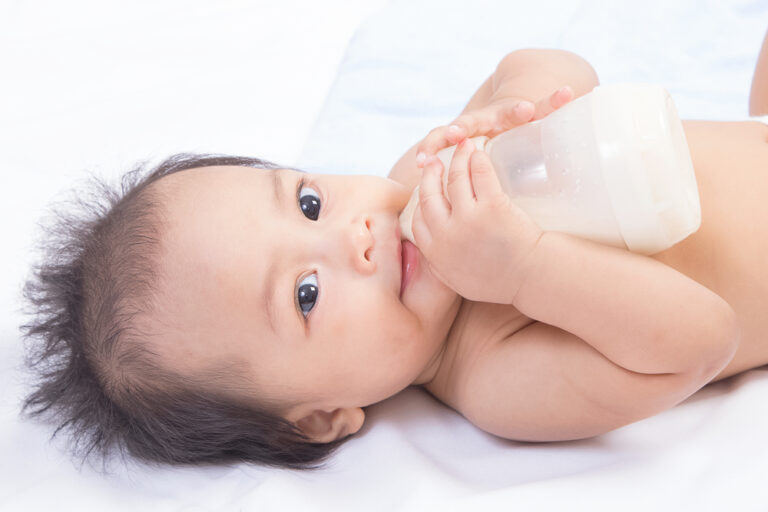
[750,28,768,116]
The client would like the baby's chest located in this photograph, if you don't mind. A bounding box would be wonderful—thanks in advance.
[461,301,534,346]
[425,300,534,407]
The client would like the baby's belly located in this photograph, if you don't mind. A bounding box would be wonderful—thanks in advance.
[650,120,768,382]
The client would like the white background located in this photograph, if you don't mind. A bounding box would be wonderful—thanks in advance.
[0,0,386,331]
[3,2,768,511]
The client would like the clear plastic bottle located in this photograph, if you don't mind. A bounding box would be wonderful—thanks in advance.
[399,84,701,255]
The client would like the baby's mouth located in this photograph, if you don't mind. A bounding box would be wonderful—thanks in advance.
[399,238,418,300]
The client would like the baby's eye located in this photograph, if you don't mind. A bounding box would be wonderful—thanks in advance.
[296,273,319,318]
[298,183,321,221]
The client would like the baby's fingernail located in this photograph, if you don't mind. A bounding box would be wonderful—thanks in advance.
[448,125,461,137]
[416,152,426,165]
[516,101,533,112]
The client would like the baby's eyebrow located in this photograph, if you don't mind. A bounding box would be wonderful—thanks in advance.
[264,169,287,338]
[272,168,285,209]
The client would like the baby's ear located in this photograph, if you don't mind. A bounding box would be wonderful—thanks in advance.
[294,407,365,443]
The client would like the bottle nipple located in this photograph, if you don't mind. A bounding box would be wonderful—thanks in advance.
[398,186,420,244]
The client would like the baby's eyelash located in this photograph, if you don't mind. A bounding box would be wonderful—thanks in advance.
[295,177,305,205]
[294,176,321,324]
[296,177,322,222]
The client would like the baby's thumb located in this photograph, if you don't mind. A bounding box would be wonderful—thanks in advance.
[470,150,502,199]
[410,201,433,250]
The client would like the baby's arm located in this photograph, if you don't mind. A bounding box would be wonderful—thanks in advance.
[388,49,599,190]
[417,140,740,376]
[415,138,741,441]
[457,231,741,441]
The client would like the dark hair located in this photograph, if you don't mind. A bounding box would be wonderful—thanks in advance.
[20,153,353,471]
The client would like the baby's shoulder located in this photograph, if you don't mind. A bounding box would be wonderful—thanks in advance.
[425,301,710,442]
[423,300,534,409]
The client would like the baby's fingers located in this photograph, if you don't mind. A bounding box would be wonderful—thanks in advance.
[416,99,534,166]
[417,125,466,166]
[418,157,451,227]
[411,201,432,249]
[483,98,535,132]
[469,149,503,200]
[532,86,574,121]
[446,138,476,211]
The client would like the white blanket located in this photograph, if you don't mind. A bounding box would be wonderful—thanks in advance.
[2,1,768,511]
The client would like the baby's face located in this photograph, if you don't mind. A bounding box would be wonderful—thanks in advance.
[150,166,461,430]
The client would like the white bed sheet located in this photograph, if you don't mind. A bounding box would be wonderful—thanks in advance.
[2,1,768,511]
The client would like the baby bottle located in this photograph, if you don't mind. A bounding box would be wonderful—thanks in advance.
[399,84,701,255]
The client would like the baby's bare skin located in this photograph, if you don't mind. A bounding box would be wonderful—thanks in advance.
[428,121,768,393]
[654,120,768,382]
[394,121,767,442]
[388,47,768,441]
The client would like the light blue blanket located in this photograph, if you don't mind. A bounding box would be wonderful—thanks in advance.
[299,0,767,177]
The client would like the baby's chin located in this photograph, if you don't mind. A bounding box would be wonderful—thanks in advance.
[404,247,461,326]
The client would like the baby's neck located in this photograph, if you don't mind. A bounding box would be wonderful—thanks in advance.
[413,297,469,390]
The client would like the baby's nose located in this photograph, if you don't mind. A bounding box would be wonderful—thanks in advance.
[346,216,375,274]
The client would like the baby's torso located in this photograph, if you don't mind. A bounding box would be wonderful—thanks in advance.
[428,120,768,404]
[654,120,768,381]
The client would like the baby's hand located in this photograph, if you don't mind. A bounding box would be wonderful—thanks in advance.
[415,86,573,167]
[412,138,543,304]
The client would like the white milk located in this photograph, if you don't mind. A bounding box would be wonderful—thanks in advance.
[399,84,701,255]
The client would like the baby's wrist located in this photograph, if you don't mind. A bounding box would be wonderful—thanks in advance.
[507,230,549,307]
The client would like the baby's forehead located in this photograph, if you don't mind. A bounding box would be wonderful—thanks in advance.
[154,165,278,198]
[149,166,282,360]
[153,165,285,230]
[154,165,282,249]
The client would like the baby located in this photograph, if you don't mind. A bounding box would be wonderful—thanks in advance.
[21,41,768,471]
